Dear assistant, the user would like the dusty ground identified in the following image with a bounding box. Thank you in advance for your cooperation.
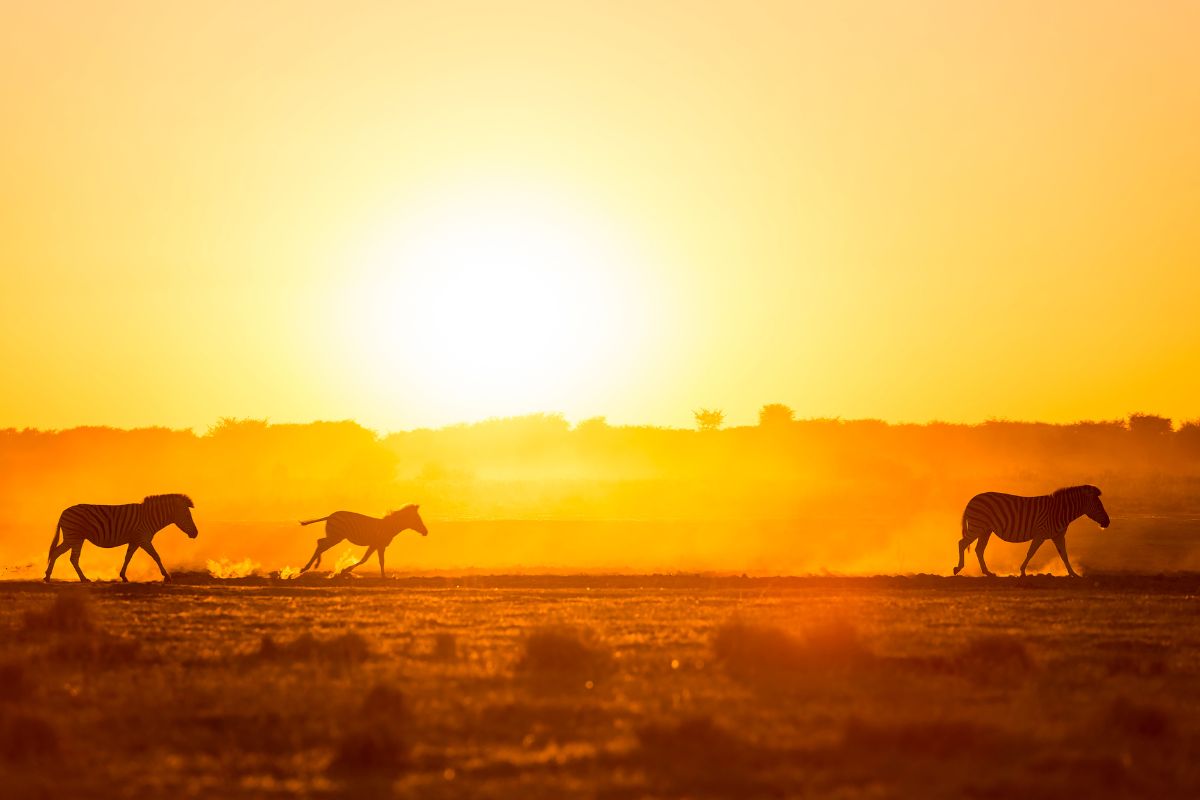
[1,574,1199,798]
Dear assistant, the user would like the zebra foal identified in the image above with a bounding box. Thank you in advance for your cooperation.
[955,485,1109,577]
[46,494,199,583]
[299,505,427,578]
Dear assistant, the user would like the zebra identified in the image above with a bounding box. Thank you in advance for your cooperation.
[954,485,1109,577]
[45,494,198,583]
[299,505,427,578]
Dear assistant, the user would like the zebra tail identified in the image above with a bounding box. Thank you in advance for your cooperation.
[299,516,330,526]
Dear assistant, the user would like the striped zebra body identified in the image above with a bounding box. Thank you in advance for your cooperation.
[300,505,427,578]
[954,485,1109,577]
[46,494,198,583]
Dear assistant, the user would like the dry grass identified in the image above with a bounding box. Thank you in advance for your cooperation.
[1,576,1199,797]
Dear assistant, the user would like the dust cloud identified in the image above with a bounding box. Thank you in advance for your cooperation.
[4,413,1200,577]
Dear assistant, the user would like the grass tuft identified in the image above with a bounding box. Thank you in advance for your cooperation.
[256,632,370,664]
[713,618,867,676]
[49,632,141,666]
[0,713,60,762]
[431,632,457,661]
[22,592,93,635]
[841,718,998,758]
[517,626,612,679]
[1106,697,1173,740]
[956,635,1033,672]
[635,716,770,793]
[0,663,31,704]
[330,684,410,777]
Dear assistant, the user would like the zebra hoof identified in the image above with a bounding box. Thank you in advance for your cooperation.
[952,566,963,576]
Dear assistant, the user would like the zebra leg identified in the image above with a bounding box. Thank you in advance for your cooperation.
[953,533,977,575]
[1052,535,1079,577]
[1019,538,1044,576]
[302,538,335,572]
[142,541,171,582]
[975,533,995,577]
[377,546,386,579]
[119,543,139,582]
[68,544,89,582]
[45,542,72,582]
[342,547,375,574]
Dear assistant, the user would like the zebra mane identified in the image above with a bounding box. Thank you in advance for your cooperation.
[1052,485,1099,499]
[144,493,194,508]
[386,504,419,517]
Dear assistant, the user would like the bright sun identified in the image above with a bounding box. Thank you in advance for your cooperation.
[338,184,653,422]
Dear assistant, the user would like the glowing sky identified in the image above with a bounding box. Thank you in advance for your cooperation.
[2,1,1198,430]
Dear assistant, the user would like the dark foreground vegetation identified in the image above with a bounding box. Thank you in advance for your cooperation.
[2,575,1199,798]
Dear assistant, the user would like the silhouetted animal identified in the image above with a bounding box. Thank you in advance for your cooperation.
[299,505,427,578]
[46,494,198,583]
[955,485,1109,577]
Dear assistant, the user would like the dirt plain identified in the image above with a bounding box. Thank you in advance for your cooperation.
[2,573,1199,799]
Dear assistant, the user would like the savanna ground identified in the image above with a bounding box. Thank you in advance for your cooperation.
[2,573,1199,799]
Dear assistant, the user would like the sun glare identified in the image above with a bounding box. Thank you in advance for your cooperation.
[337,185,653,422]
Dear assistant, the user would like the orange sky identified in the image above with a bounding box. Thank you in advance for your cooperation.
[2,1,1198,431]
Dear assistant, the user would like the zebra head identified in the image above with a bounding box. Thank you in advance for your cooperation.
[146,494,199,538]
[389,504,427,537]
[1080,485,1110,529]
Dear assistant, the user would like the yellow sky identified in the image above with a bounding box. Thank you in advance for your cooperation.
[2,1,1198,431]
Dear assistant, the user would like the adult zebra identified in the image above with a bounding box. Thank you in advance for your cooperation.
[955,485,1109,577]
[45,494,198,583]
[299,505,427,578]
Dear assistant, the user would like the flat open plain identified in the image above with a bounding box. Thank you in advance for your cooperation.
[2,574,1199,798]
